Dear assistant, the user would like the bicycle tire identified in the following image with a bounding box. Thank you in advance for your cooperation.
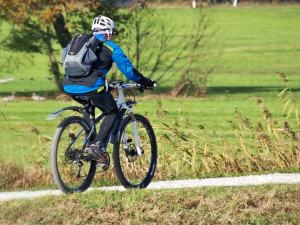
[113,114,157,189]
[51,116,96,193]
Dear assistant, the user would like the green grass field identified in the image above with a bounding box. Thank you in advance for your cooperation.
[0,5,299,187]
[1,6,300,96]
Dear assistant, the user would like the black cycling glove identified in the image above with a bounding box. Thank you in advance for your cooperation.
[133,68,156,87]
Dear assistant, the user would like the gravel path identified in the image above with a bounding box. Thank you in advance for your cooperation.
[1,173,300,202]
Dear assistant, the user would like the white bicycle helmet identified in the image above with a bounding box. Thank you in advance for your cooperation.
[92,15,118,36]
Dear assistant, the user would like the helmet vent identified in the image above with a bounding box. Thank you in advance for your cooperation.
[91,15,117,35]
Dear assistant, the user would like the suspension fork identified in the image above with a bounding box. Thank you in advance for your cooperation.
[128,107,143,156]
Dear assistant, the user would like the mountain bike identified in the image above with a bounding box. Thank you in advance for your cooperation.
[47,82,157,193]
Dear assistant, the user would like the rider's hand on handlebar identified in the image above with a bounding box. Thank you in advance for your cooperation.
[146,79,156,89]
[138,79,156,93]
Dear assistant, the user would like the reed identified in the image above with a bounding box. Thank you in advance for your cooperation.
[154,73,299,178]
[0,157,53,191]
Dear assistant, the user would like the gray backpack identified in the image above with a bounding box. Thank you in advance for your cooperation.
[62,34,99,77]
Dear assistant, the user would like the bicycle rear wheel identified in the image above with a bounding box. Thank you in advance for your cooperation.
[113,114,157,189]
[51,116,96,193]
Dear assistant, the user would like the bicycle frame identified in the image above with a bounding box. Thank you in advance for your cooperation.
[112,82,143,156]
[98,82,142,156]
[48,82,144,156]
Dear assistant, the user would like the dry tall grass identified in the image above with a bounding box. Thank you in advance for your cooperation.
[0,104,55,190]
[155,73,299,178]
[1,184,299,224]
[0,158,53,191]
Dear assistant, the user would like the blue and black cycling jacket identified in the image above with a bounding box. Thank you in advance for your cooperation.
[63,34,145,94]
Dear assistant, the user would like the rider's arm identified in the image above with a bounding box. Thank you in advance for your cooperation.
[107,41,149,84]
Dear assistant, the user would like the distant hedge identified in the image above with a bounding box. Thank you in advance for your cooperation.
[145,0,300,3]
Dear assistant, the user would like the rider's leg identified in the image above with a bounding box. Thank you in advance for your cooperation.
[88,91,118,148]
[68,90,117,158]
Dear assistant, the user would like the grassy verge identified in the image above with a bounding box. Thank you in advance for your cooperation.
[1,184,299,224]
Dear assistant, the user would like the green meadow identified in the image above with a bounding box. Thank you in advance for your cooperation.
[0,5,299,183]
[1,6,300,96]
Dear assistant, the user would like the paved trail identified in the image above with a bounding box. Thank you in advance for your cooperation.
[1,173,300,202]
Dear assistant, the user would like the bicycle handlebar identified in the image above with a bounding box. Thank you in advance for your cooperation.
[109,81,156,89]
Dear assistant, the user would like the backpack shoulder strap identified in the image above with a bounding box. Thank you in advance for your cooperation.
[98,38,107,43]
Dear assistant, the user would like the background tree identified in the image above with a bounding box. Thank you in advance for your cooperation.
[116,6,190,90]
[172,9,218,97]
[0,0,122,92]
[117,5,218,96]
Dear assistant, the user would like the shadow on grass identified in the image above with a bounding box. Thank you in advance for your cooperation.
[0,86,175,98]
[207,86,300,95]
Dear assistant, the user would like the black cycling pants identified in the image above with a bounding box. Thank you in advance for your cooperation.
[69,90,118,145]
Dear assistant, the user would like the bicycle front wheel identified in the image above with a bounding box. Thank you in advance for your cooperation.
[113,114,157,189]
[51,116,96,193]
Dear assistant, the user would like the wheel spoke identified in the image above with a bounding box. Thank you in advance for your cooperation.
[114,115,157,188]
[51,117,96,193]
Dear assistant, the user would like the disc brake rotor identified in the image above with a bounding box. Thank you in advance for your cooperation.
[126,143,138,162]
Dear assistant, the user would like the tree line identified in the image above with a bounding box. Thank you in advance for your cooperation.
[146,0,300,3]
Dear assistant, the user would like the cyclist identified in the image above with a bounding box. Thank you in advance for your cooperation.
[62,15,155,160]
